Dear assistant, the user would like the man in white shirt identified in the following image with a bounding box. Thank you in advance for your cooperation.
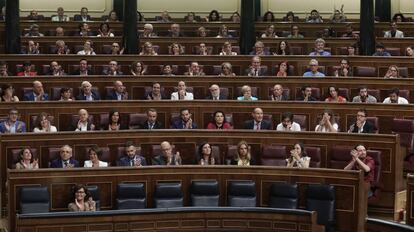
[171,81,194,100]
[276,112,301,131]
[383,88,409,104]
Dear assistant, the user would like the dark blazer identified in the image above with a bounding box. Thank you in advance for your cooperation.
[152,155,180,165]
[350,121,375,133]
[75,90,101,101]
[205,95,227,100]
[50,158,79,168]
[100,123,128,130]
[69,121,95,131]
[23,92,49,101]
[117,155,147,166]
[171,120,198,129]
[0,120,26,133]
[245,67,268,76]
[268,94,289,101]
[230,157,256,165]
[74,15,92,21]
[296,95,318,101]
[102,70,124,76]
[105,90,128,100]
[244,120,272,130]
[144,91,168,100]
[139,120,164,129]
[71,69,94,76]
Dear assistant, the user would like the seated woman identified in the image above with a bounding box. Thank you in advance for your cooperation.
[15,147,39,170]
[261,25,278,38]
[283,11,297,22]
[59,87,74,101]
[102,109,127,130]
[130,61,147,76]
[384,65,401,78]
[106,10,119,22]
[169,42,185,55]
[275,61,289,77]
[185,12,198,23]
[33,112,58,133]
[405,46,414,57]
[330,7,347,23]
[325,86,347,103]
[230,141,255,166]
[197,142,215,165]
[207,10,221,22]
[197,26,208,37]
[218,62,236,77]
[1,84,19,102]
[230,12,240,23]
[219,41,237,56]
[139,42,158,56]
[315,110,338,132]
[274,41,290,56]
[286,143,310,168]
[55,40,70,55]
[77,40,96,55]
[97,22,114,37]
[84,146,108,167]
[68,184,96,211]
[237,85,258,101]
[72,109,95,131]
[206,111,233,129]
[263,11,275,22]
[216,25,232,38]
[162,64,175,76]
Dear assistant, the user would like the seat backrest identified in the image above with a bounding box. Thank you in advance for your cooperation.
[116,183,146,209]
[20,186,50,214]
[385,47,401,56]
[306,184,336,228]
[367,89,380,102]
[227,181,256,207]
[86,185,100,210]
[366,117,379,134]
[190,180,219,206]
[392,118,414,148]
[399,89,410,100]
[293,114,307,131]
[290,46,303,55]
[260,145,287,166]
[305,147,321,168]
[128,113,147,129]
[354,66,377,77]
[268,182,298,209]
[154,182,183,208]
[329,146,353,169]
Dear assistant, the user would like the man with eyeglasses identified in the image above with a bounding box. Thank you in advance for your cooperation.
[352,87,377,103]
[50,145,79,168]
[335,59,353,77]
[206,84,226,100]
[303,59,325,77]
[110,43,123,55]
[348,109,375,133]
[0,108,26,133]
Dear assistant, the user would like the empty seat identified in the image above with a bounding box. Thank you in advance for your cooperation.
[154,182,183,208]
[366,117,379,134]
[385,47,401,56]
[306,184,336,231]
[116,183,146,209]
[305,147,321,168]
[128,113,147,129]
[354,66,377,77]
[392,118,414,149]
[20,186,50,214]
[268,182,298,209]
[293,114,307,131]
[260,145,287,166]
[227,181,256,207]
[86,185,100,210]
[329,146,353,169]
[190,180,219,206]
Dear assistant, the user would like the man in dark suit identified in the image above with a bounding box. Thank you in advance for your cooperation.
[244,107,272,130]
[117,141,147,166]
[76,81,101,101]
[348,109,375,133]
[106,81,128,100]
[152,141,181,165]
[50,145,79,168]
[296,85,317,102]
[171,108,198,129]
[71,59,94,76]
[167,23,185,37]
[205,84,227,100]
[245,56,268,76]
[140,108,164,129]
[102,60,124,76]
[269,84,289,101]
[74,7,91,21]
[23,80,49,101]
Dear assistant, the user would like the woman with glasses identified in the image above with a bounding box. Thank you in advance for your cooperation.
[68,184,96,211]
[384,65,401,78]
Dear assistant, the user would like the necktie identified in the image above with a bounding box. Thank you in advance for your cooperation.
[149,123,154,129]
[64,161,68,167]
[130,159,134,166]
[255,69,258,76]
[256,122,260,130]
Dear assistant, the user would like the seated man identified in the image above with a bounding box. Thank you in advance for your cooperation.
[0,108,26,133]
[171,108,198,129]
[184,62,205,76]
[344,145,375,197]
[372,43,391,56]
[276,112,301,132]
[47,61,65,76]
[23,80,49,101]
[50,145,79,168]
[23,40,40,55]
[249,41,270,56]
[244,108,272,130]
[118,141,147,166]
[245,56,267,76]
[309,38,331,56]
[76,81,101,101]
[382,88,409,104]
[106,81,128,100]
[24,24,44,37]
[334,59,353,77]
[206,84,226,100]
[237,85,258,101]
[144,82,168,100]
[51,7,69,22]
[168,23,184,37]
[303,59,325,77]
[0,61,12,76]
[71,59,94,76]
[171,81,194,100]
[269,84,289,101]
[140,23,157,38]
[384,22,404,38]
[140,108,164,129]
[352,87,377,103]
[70,109,95,131]
[296,85,317,101]
[74,7,91,21]
[348,109,375,133]
[152,141,182,165]
[341,24,359,38]
[103,60,123,76]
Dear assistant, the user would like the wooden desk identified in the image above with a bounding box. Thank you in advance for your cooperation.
[407,174,414,226]
[7,166,365,232]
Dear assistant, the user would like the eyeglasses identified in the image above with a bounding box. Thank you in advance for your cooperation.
[357,114,366,117]
[76,191,85,194]
[390,69,398,72]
